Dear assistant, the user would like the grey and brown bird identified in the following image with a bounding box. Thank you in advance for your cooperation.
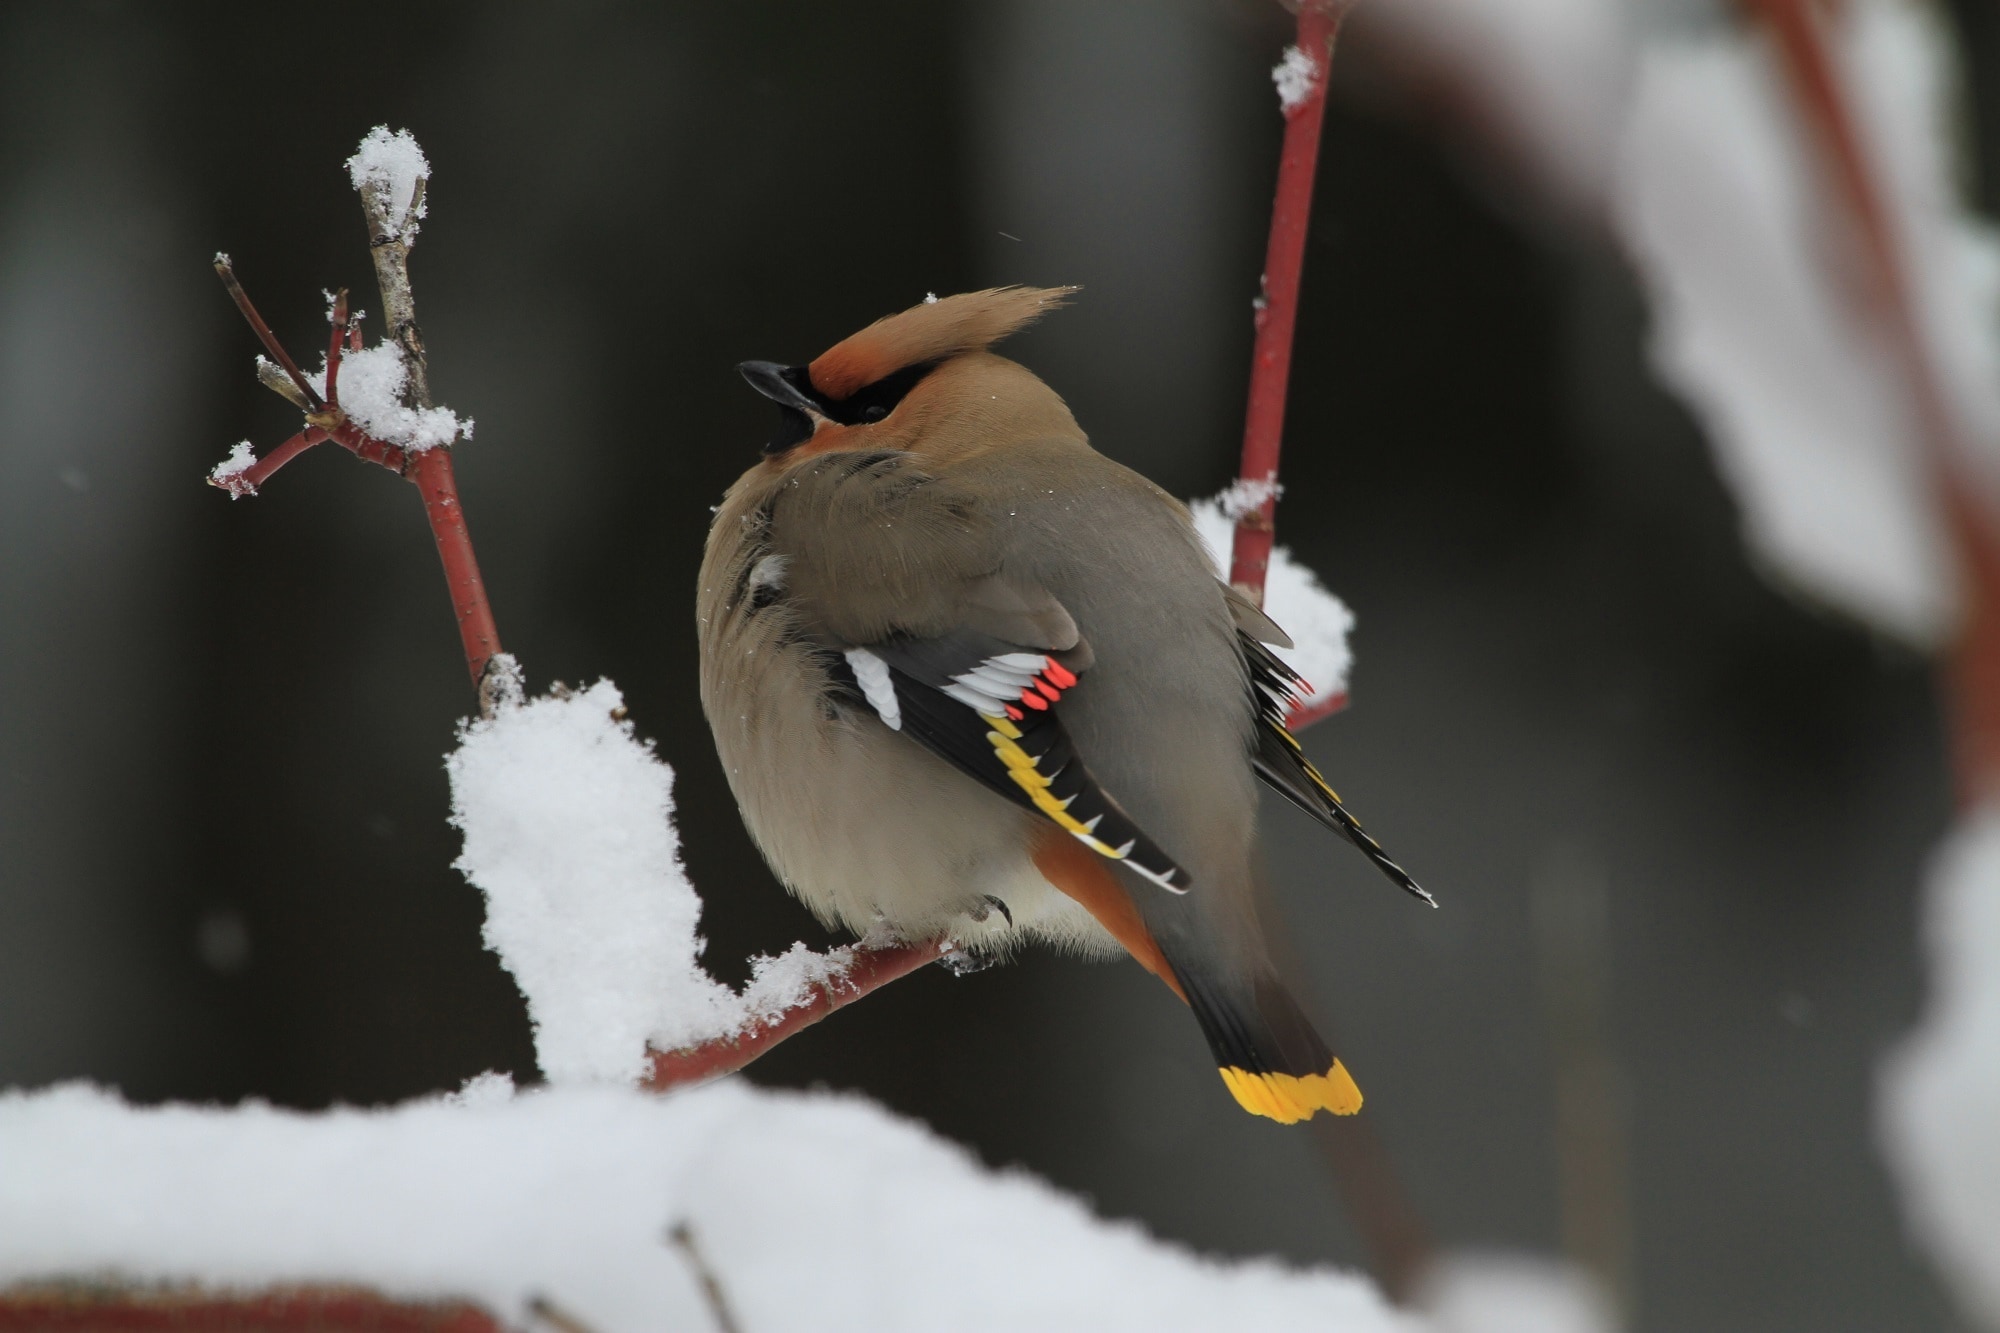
[697,287,1429,1123]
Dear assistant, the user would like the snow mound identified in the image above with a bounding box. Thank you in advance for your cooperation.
[0,1079,1416,1333]
[448,681,735,1082]
[446,680,876,1085]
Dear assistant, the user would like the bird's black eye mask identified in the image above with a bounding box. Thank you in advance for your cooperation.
[737,359,938,456]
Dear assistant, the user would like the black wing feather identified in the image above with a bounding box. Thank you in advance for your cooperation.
[1240,633,1434,907]
[849,631,1190,893]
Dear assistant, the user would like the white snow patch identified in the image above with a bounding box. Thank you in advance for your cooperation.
[208,441,257,499]
[1216,474,1285,522]
[302,341,469,452]
[0,1080,1417,1333]
[1417,1253,1615,1333]
[347,126,429,242]
[1273,44,1320,114]
[446,681,870,1084]
[447,681,734,1082]
[1881,805,2000,1330]
[736,941,863,1028]
[1191,495,1354,711]
[1615,35,1947,641]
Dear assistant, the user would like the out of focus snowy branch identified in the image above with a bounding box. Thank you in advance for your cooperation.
[1344,1,2000,1324]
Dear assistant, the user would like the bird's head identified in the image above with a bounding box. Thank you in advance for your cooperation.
[738,286,1079,462]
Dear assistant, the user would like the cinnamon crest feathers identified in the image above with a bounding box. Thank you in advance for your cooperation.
[697,287,1428,1124]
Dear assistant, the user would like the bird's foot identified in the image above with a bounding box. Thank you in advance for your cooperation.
[967,894,1014,927]
[937,946,996,976]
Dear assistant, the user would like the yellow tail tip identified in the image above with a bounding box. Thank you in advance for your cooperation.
[1219,1060,1363,1123]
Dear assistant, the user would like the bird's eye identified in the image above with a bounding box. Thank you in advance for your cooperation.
[824,360,937,426]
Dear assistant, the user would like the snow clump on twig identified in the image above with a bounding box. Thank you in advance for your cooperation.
[1273,44,1320,114]
[347,126,429,243]
[445,680,871,1084]
[208,441,258,498]
[1215,475,1285,521]
[303,343,469,452]
[447,681,736,1082]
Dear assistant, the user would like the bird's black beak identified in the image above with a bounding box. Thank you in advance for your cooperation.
[738,361,825,456]
[737,361,823,416]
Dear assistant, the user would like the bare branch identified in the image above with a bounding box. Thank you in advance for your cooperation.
[667,1223,744,1333]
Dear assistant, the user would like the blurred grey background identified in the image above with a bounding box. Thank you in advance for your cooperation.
[2,3,1993,1330]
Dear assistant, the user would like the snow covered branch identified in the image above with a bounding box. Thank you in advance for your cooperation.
[209,128,500,700]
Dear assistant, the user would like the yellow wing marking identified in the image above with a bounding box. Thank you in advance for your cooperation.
[984,718,1124,859]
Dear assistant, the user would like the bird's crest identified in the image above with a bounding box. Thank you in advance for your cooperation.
[808,286,1076,400]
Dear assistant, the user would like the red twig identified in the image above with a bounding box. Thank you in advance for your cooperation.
[212,254,493,691]
[0,1286,502,1332]
[643,938,950,1090]
[1229,1,1347,608]
[213,255,322,410]
[408,446,503,689]
[1745,0,2000,800]
[226,426,328,493]
[325,288,349,405]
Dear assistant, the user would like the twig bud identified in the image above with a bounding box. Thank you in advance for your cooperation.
[256,356,311,410]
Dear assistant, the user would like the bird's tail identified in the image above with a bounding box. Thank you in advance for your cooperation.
[1173,964,1362,1123]
[1030,831,1358,1123]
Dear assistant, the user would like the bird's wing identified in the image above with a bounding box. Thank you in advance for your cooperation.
[763,447,1184,892]
[837,630,1188,895]
[1236,630,1434,907]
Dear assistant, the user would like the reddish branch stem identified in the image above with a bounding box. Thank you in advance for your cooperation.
[213,256,322,409]
[213,256,497,692]
[1229,2,1346,607]
[1747,0,2000,800]
[0,1287,502,1332]
[409,446,504,689]
[644,938,950,1089]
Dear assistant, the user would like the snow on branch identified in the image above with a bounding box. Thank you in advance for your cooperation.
[348,126,429,244]
[448,680,731,1083]
[446,677,936,1087]
[1193,493,1355,725]
[299,341,469,453]
[0,1079,1417,1333]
